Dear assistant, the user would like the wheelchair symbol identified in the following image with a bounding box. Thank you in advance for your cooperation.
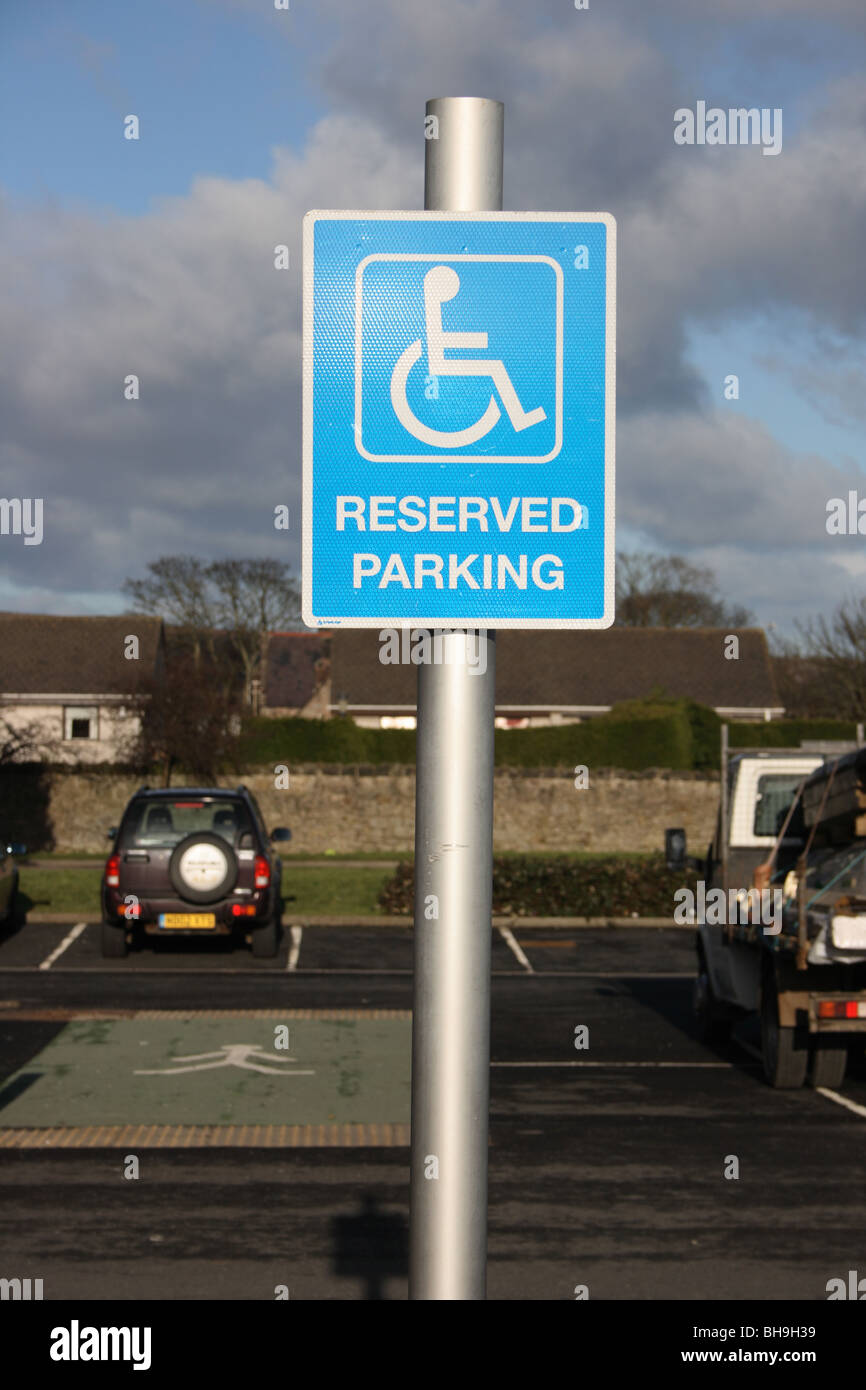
[390,265,547,449]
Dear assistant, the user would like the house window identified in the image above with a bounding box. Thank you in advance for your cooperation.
[64,706,98,741]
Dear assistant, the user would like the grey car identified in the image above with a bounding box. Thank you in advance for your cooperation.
[0,840,26,925]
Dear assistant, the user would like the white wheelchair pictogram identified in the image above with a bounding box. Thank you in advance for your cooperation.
[389,265,547,448]
[134,1043,315,1077]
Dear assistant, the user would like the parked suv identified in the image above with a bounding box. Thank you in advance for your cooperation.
[101,786,291,959]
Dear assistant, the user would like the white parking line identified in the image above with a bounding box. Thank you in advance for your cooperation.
[0,966,699,978]
[490,1060,745,1068]
[38,922,87,971]
[498,926,534,973]
[815,1087,866,1119]
[286,925,303,972]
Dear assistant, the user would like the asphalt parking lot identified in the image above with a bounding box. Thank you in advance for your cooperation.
[1,918,866,1301]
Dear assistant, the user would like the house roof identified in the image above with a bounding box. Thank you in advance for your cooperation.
[264,632,330,709]
[329,628,782,713]
[0,613,164,696]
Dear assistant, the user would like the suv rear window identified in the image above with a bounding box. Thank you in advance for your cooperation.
[120,798,254,849]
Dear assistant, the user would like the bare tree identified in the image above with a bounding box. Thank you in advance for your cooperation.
[0,714,59,766]
[122,557,218,666]
[796,595,866,720]
[123,556,301,702]
[123,653,243,786]
[615,552,752,628]
[208,559,301,702]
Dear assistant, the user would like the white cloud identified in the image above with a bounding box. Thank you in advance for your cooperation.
[2,0,866,634]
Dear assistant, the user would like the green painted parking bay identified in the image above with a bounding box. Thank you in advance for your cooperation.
[0,1016,411,1128]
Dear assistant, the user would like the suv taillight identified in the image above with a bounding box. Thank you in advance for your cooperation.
[105,854,120,887]
[254,855,270,889]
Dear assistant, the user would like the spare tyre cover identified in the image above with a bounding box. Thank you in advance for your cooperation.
[168,832,239,905]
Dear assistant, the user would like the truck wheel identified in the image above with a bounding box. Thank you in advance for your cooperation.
[693,967,730,1045]
[760,976,807,1088]
[101,919,128,959]
[810,1042,847,1090]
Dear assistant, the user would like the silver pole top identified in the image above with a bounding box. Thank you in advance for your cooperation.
[424,97,504,212]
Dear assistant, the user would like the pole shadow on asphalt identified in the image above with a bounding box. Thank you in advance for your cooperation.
[331,1193,408,1300]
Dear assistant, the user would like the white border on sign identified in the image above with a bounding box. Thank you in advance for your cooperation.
[301,210,616,630]
[354,254,563,463]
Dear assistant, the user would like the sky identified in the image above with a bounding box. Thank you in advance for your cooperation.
[2,0,866,636]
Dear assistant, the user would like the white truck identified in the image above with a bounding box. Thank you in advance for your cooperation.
[668,727,866,1089]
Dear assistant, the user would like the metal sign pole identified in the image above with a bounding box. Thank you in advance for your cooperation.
[408,96,502,1301]
[720,722,729,898]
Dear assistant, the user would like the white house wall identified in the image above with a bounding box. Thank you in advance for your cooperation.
[0,700,143,764]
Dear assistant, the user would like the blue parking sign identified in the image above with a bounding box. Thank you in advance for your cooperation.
[302,211,615,628]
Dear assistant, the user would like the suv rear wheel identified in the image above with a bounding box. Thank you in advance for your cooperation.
[252,902,280,959]
[101,919,128,959]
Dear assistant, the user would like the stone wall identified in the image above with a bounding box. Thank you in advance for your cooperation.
[6,766,719,855]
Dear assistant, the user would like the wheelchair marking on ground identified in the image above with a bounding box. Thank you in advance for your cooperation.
[0,1014,412,1133]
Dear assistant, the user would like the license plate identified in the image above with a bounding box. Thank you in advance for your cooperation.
[159,913,216,929]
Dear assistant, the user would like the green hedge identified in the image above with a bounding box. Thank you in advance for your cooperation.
[236,717,416,766]
[377,853,698,917]
[494,701,697,769]
[686,701,724,770]
[728,719,857,749]
[237,707,857,773]
[240,699,708,771]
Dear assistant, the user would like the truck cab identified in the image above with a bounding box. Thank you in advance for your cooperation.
[699,750,824,1030]
[670,730,866,1089]
[710,751,825,893]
